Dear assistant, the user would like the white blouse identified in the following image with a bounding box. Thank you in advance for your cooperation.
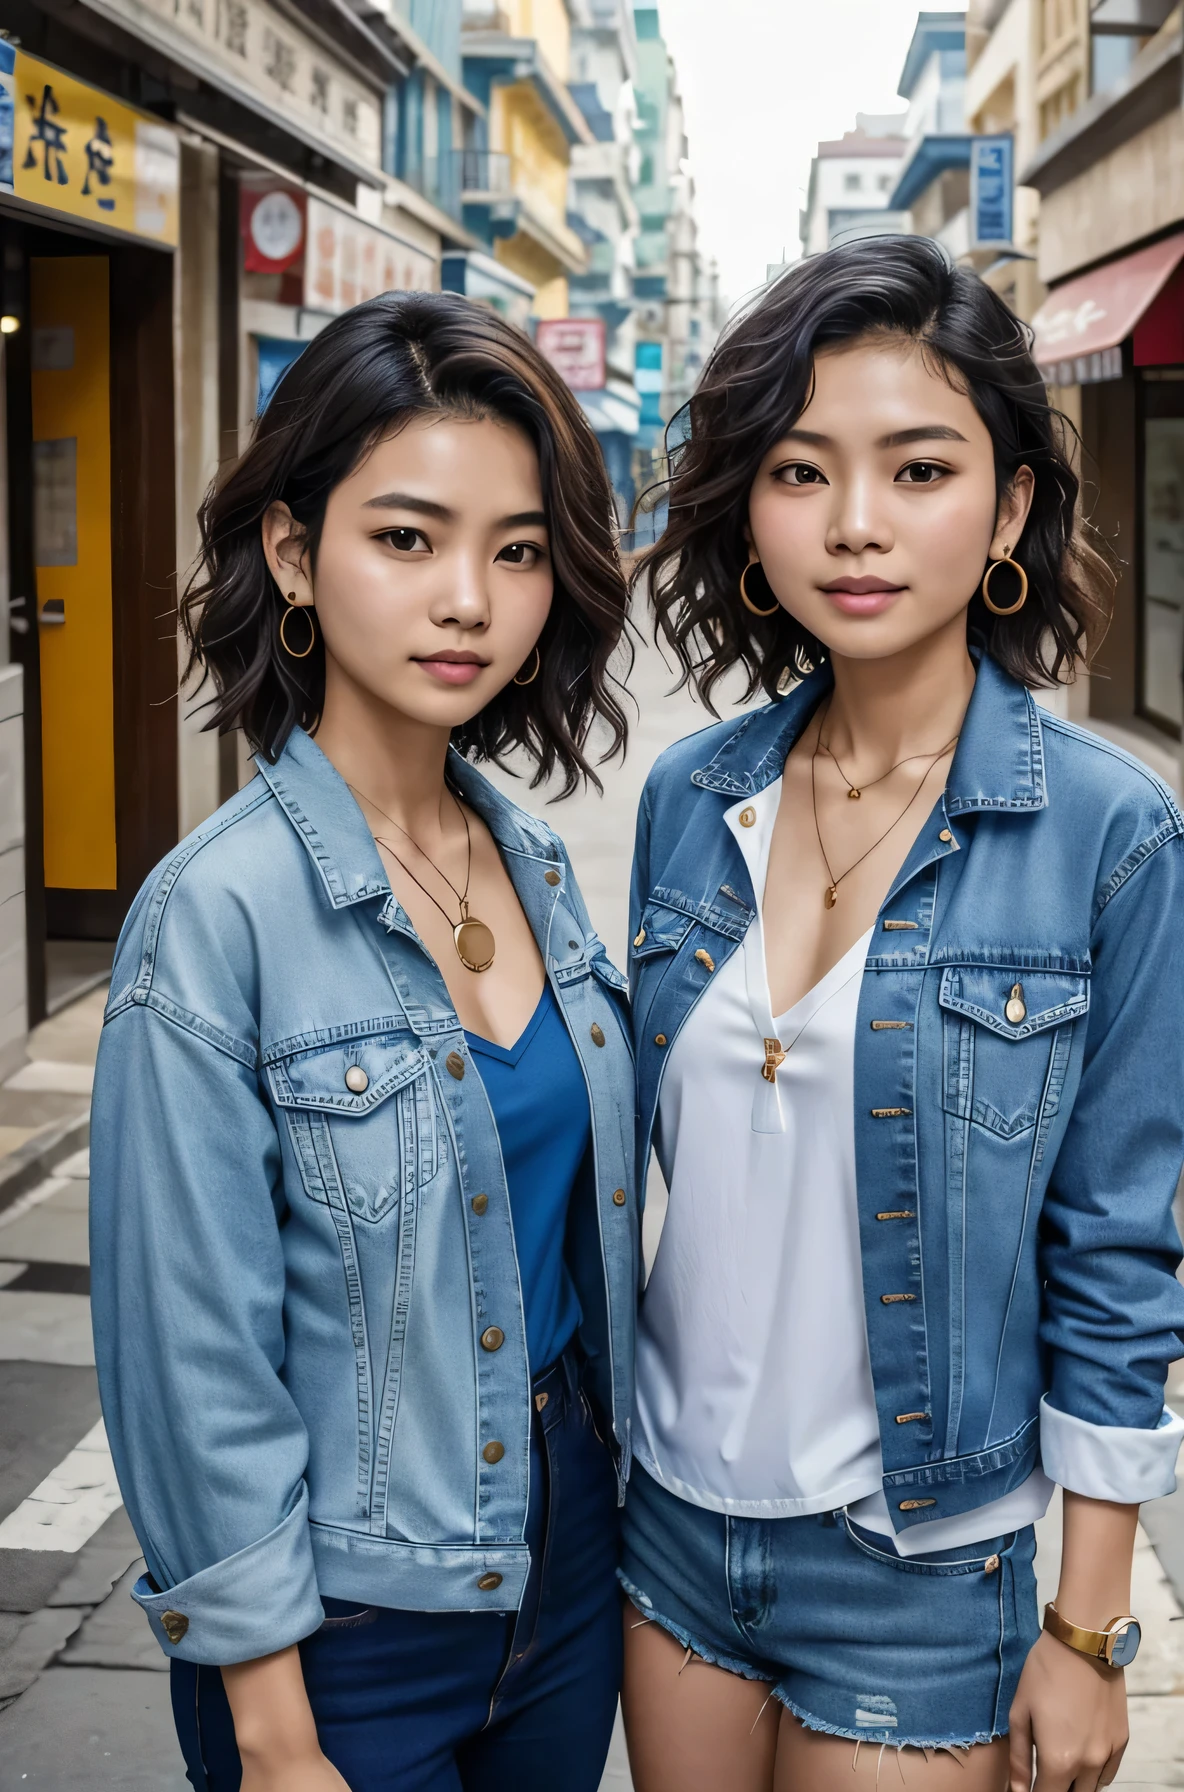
[632,777,1056,1554]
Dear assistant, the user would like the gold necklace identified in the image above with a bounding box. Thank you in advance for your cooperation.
[810,732,957,910]
[819,729,960,801]
[350,784,496,974]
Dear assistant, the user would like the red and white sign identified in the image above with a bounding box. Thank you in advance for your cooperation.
[303,196,435,316]
[241,184,306,274]
[536,317,607,392]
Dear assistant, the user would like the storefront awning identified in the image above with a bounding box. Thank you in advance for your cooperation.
[1031,232,1184,385]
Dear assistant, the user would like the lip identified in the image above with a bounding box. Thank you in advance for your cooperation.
[413,651,489,687]
[820,575,906,617]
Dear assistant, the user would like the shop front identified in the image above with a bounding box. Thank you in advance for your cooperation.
[1032,232,1184,759]
[0,45,180,1026]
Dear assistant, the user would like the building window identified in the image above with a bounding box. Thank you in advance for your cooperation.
[1141,375,1184,735]
[843,171,862,192]
[878,172,894,191]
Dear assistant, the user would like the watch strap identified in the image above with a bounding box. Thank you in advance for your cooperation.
[1043,1602,1135,1665]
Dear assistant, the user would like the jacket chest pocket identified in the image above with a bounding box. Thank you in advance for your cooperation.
[628,901,694,1032]
[938,967,1089,1140]
[265,1030,445,1223]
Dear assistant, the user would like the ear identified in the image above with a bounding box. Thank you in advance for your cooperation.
[989,466,1035,561]
[262,502,314,607]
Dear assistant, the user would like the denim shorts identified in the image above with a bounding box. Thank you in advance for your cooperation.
[620,1463,1040,1750]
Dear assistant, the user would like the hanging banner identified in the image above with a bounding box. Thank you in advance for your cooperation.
[970,134,1013,249]
[0,49,178,246]
[303,196,434,316]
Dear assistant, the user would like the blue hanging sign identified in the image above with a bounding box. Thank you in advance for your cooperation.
[971,135,1013,247]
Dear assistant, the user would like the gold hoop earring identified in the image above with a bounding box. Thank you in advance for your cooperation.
[513,645,541,686]
[739,560,779,618]
[279,593,316,659]
[981,548,1028,617]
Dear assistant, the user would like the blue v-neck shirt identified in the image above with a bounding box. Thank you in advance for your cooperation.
[466,982,589,1374]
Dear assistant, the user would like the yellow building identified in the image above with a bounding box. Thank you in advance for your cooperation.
[462,1,591,319]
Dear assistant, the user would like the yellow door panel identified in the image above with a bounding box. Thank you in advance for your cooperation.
[31,256,116,890]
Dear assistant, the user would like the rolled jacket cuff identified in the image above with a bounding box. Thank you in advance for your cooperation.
[132,1487,325,1665]
[1040,1394,1184,1503]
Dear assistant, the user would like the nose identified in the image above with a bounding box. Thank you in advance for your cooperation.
[825,468,894,559]
[432,547,490,631]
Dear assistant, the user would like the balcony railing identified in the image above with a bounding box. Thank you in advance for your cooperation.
[456,150,513,196]
[462,3,513,32]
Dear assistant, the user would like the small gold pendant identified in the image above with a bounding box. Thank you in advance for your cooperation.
[762,1038,786,1083]
[847,787,861,800]
[454,914,496,973]
[825,885,838,909]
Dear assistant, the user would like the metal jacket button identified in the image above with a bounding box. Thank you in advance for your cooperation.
[895,1411,928,1424]
[1005,983,1026,1024]
[939,828,953,843]
[480,1326,505,1352]
[880,1292,916,1304]
[633,928,646,947]
[476,1572,503,1591]
[344,1066,369,1093]
[654,1034,667,1047]
[590,1023,605,1047]
[739,806,756,827]
[471,1194,488,1215]
[984,1554,1001,1574]
[161,1610,189,1644]
[544,870,561,886]
[899,1498,936,1510]
[695,949,715,972]
[612,1188,627,1206]
[446,1051,465,1080]
[482,1441,505,1464]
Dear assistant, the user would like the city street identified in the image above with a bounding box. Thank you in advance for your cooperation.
[2,626,1184,1784]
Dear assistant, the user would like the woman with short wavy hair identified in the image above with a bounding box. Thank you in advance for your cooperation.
[620,236,1184,1792]
[89,291,638,1792]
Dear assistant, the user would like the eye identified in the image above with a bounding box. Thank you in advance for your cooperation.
[496,541,545,568]
[896,461,949,485]
[775,462,828,486]
[380,526,430,553]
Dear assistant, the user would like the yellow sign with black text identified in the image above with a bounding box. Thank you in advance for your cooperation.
[10,52,178,247]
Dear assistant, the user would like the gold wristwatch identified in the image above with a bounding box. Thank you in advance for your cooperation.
[1043,1602,1141,1667]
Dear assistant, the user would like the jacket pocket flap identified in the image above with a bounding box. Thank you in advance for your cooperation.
[266,1034,426,1113]
[590,953,629,993]
[631,901,693,959]
[938,967,1089,1040]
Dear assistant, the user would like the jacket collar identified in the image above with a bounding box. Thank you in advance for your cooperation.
[692,652,1047,815]
[255,727,559,912]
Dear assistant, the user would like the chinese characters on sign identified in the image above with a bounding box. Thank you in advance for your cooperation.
[136,0,381,171]
[303,197,434,315]
[0,51,179,245]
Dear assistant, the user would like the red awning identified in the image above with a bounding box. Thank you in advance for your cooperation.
[1031,232,1184,384]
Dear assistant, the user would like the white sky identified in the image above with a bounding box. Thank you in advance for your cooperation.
[655,0,969,306]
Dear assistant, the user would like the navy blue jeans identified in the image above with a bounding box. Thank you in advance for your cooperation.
[172,1352,622,1791]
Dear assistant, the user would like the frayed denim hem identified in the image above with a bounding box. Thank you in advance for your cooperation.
[617,1569,769,1687]
[773,1690,1002,1752]
[619,1570,1004,1753]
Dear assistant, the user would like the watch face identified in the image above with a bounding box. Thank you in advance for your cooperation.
[1109,1621,1141,1668]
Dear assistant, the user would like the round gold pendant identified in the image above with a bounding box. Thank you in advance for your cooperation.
[454,916,496,973]
[847,787,861,800]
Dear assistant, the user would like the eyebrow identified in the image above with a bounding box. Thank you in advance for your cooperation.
[780,425,968,450]
[361,492,547,529]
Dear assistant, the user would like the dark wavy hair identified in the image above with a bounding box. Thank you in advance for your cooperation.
[636,235,1113,708]
[182,291,629,795]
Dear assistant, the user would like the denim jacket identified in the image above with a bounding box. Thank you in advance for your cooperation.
[629,655,1184,1537]
[90,730,638,1666]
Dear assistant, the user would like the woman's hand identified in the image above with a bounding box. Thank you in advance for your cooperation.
[239,1751,351,1792]
[223,1643,350,1792]
[1009,1629,1128,1792]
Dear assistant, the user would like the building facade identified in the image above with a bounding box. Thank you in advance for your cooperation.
[799,115,909,257]
[887,12,972,254]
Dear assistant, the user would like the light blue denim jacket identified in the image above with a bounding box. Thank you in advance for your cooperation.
[90,729,638,1666]
[630,655,1184,1538]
